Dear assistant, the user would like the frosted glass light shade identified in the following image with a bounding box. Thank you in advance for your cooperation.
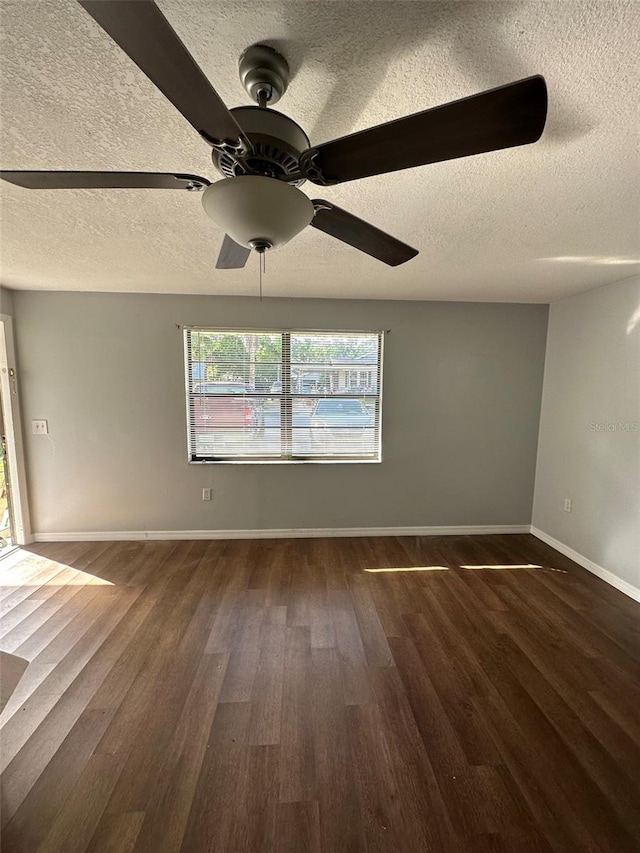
[202,176,314,250]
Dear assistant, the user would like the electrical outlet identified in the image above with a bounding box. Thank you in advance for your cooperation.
[563,498,572,513]
[32,419,48,435]
[202,488,212,502]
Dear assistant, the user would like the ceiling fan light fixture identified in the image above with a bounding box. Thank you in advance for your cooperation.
[201,176,314,251]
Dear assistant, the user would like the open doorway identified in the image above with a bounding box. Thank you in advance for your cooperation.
[1,394,15,549]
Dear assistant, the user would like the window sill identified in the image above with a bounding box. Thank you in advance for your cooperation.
[188,457,382,465]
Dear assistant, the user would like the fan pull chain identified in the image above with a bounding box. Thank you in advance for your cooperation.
[258,250,266,301]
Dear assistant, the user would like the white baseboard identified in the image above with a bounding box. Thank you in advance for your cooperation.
[32,524,530,543]
[531,526,640,604]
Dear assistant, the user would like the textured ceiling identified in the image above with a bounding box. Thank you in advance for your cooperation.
[0,0,639,302]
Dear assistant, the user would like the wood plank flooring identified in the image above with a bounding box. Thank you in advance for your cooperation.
[1,534,639,852]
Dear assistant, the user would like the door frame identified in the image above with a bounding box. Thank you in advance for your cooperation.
[0,314,31,545]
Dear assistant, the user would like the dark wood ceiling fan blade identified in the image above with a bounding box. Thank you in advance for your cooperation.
[302,75,547,185]
[311,201,418,266]
[216,234,251,269]
[78,0,250,151]
[0,171,210,190]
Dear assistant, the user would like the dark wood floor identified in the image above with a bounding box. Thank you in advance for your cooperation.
[1,534,639,852]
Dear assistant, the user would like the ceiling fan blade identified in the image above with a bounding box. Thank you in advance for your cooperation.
[216,235,251,269]
[0,171,210,190]
[78,0,250,151]
[311,201,418,266]
[301,75,547,185]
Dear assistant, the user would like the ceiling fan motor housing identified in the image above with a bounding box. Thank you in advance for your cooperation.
[211,106,310,187]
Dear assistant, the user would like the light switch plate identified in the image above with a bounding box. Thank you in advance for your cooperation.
[32,419,48,435]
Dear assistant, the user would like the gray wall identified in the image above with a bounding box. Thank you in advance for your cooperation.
[533,276,640,590]
[13,291,548,535]
[0,287,14,316]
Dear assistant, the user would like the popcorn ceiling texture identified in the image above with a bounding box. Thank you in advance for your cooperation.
[0,0,638,301]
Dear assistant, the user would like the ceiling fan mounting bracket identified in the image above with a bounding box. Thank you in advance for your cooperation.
[200,131,253,158]
[173,174,209,191]
[299,149,335,186]
[239,44,290,106]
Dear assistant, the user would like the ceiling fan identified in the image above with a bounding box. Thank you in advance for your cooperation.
[0,0,548,269]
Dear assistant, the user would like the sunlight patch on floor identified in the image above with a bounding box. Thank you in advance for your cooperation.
[460,563,567,573]
[0,549,114,585]
[364,566,450,573]
[460,563,542,570]
[47,569,114,586]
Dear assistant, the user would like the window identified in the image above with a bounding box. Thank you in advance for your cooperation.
[185,328,383,462]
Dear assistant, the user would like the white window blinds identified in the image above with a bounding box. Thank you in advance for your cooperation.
[185,329,383,462]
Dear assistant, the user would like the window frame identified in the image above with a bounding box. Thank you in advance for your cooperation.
[184,327,384,464]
